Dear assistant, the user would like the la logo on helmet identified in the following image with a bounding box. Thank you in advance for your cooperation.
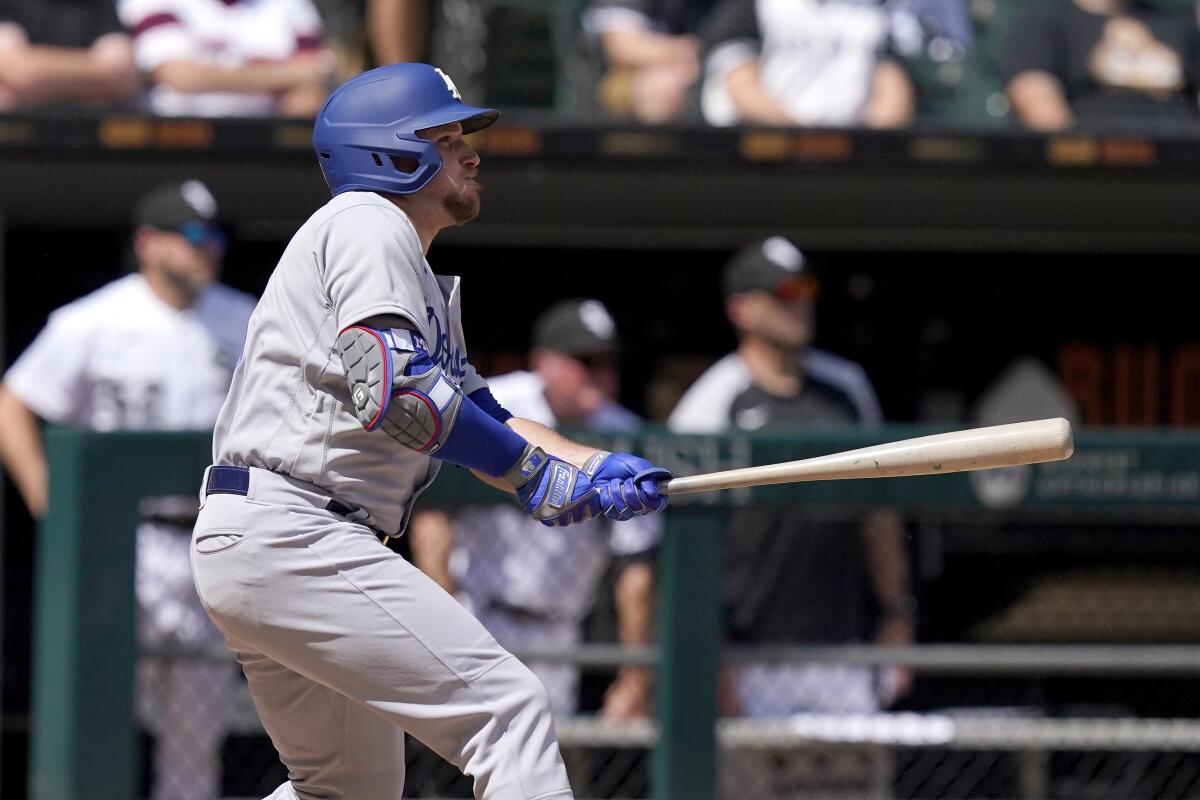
[435,68,462,100]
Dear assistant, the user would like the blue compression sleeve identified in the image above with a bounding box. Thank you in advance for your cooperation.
[436,394,527,476]
[392,345,526,475]
[468,386,514,424]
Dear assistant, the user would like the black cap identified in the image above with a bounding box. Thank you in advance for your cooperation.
[133,179,219,230]
[531,299,620,356]
[721,236,815,298]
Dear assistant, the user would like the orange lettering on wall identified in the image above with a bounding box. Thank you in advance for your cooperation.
[1113,345,1161,426]
[1169,345,1200,427]
[1058,342,1105,426]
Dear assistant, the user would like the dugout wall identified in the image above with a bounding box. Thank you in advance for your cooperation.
[29,425,1200,800]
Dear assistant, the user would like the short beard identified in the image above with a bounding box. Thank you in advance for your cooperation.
[443,183,480,224]
[161,263,206,306]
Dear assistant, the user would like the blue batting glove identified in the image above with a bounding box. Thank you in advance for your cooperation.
[507,444,603,527]
[584,451,671,521]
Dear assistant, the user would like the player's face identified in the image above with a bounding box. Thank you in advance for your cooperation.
[581,352,620,402]
[532,349,617,422]
[765,293,816,349]
[736,290,816,351]
[141,225,224,304]
[419,122,482,225]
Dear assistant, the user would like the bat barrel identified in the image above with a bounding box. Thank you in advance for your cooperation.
[659,417,1074,496]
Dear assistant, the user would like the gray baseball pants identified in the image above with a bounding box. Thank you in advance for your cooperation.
[191,467,574,800]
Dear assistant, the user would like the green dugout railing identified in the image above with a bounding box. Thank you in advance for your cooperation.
[30,424,1200,800]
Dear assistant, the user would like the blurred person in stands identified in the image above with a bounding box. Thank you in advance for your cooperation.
[408,299,660,720]
[366,0,429,65]
[1003,0,1200,131]
[0,181,256,800]
[667,237,914,717]
[286,0,428,84]
[117,0,336,116]
[583,0,721,123]
[0,0,139,110]
[698,0,920,127]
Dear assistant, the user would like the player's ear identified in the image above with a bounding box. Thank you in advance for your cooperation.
[725,294,750,331]
[529,347,550,374]
[132,226,160,266]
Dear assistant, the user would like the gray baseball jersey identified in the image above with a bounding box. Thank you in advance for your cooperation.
[213,191,489,535]
[194,191,575,800]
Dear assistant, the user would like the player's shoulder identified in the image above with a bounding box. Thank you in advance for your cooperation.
[590,400,643,433]
[483,370,543,407]
[802,347,873,394]
[666,353,752,432]
[802,347,882,424]
[199,282,257,319]
[306,191,422,253]
[312,191,411,233]
[42,275,147,333]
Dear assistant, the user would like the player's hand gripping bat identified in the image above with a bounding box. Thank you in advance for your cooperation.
[658,418,1073,496]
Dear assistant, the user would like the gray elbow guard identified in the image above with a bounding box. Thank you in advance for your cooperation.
[336,325,464,454]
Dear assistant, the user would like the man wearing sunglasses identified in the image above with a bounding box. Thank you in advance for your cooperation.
[0,179,255,800]
[667,236,914,796]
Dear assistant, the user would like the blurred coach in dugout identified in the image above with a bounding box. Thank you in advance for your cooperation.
[0,181,255,800]
[408,299,660,719]
[667,237,916,720]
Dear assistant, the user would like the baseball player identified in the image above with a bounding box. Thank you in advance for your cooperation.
[190,63,672,800]
[0,180,254,800]
[667,237,913,797]
[667,236,914,717]
[409,298,660,719]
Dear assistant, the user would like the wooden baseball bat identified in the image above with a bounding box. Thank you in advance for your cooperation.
[659,418,1073,496]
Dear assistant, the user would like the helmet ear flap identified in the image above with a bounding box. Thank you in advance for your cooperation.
[315,135,442,196]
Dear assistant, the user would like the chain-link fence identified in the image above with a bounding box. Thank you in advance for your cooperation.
[715,646,1200,800]
[132,499,1200,800]
[37,426,1200,800]
[133,641,1200,799]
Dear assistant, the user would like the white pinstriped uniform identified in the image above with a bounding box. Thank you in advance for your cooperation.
[449,370,661,715]
[4,272,255,800]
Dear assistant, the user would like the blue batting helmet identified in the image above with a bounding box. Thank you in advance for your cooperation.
[312,63,499,196]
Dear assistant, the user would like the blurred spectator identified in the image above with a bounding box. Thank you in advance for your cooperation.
[408,299,660,719]
[117,0,336,117]
[1003,0,1200,131]
[890,0,973,60]
[583,0,720,122]
[0,181,255,800]
[667,237,915,717]
[302,0,367,79]
[0,0,139,110]
[699,0,916,127]
[367,0,429,65]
